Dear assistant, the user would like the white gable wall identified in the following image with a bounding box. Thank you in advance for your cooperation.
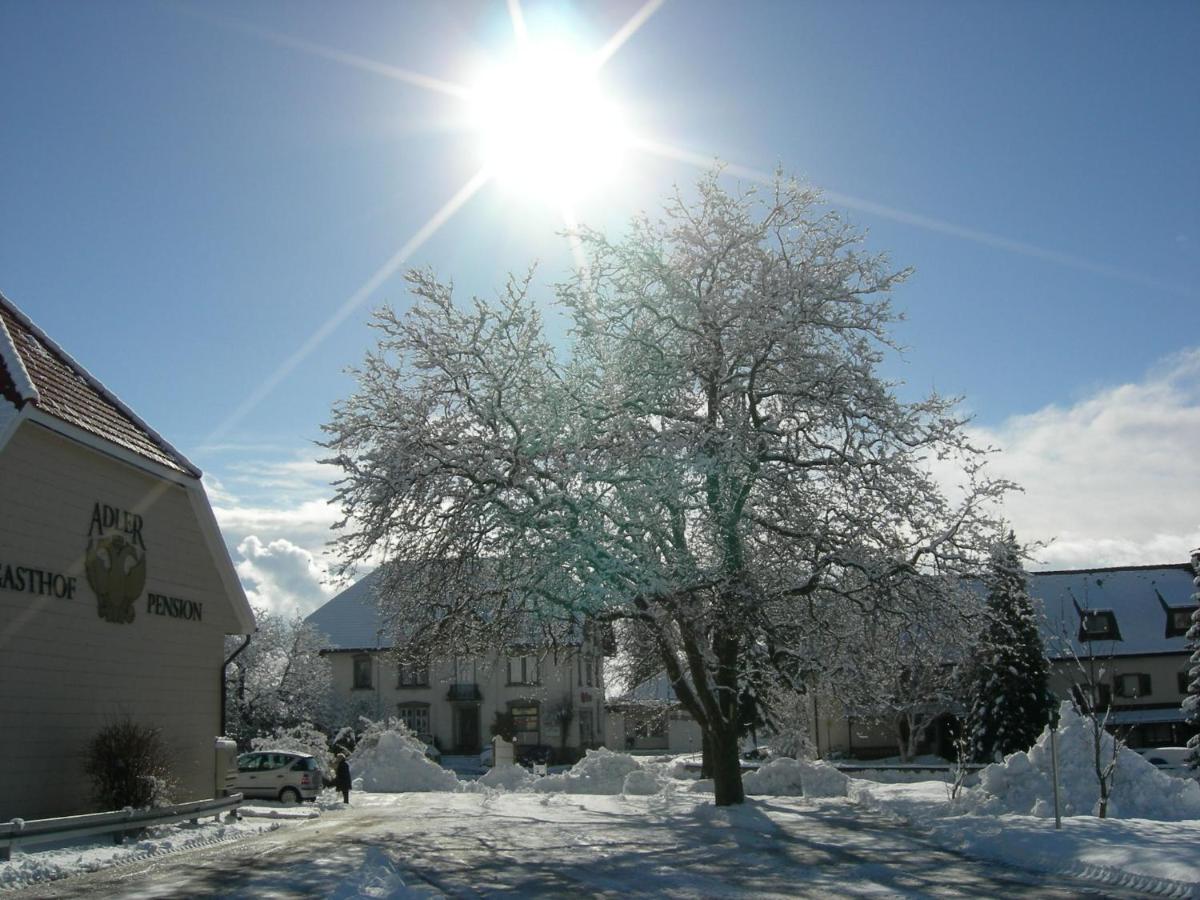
[0,422,249,819]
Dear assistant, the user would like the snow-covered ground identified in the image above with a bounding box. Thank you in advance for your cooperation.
[0,801,323,893]
[852,780,1197,896]
[4,717,1198,897]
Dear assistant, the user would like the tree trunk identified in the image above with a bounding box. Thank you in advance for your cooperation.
[709,724,745,806]
[896,717,911,763]
[700,731,713,779]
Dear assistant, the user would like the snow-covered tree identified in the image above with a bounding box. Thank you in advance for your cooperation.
[1185,547,1200,771]
[820,575,980,762]
[224,608,333,745]
[1055,602,1122,818]
[966,533,1053,762]
[323,170,1010,805]
[251,722,335,774]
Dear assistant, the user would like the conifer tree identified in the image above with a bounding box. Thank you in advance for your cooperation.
[968,533,1053,762]
[1185,548,1200,771]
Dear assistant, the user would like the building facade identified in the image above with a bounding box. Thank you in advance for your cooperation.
[1037,563,1196,749]
[0,293,254,819]
[609,563,1197,759]
[307,571,609,759]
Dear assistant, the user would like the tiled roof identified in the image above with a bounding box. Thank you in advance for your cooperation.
[0,292,198,476]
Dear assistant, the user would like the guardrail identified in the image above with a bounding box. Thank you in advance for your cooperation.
[0,793,243,862]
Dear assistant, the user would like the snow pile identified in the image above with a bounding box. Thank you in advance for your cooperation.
[964,702,1200,820]
[350,729,460,793]
[668,758,699,780]
[622,769,665,795]
[534,748,670,795]
[744,758,849,798]
[238,805,321,820]
[471,764,538,792]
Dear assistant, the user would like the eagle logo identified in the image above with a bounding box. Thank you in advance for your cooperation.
[85,535,146,624]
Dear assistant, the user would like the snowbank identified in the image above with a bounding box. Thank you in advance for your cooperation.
[350,730,460,793]
[533,748,668,795]
[470,764,538,792]
[963,702,1200,821]
[743,758,848,798]
[850,779,1199,895]
[0,818,285,892]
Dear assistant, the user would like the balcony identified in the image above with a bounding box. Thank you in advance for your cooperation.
[447,683,482,702]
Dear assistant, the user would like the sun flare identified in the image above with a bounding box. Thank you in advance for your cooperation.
[469,40,630,205]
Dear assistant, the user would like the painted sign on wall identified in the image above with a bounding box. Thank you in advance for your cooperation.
[86,502,147,624]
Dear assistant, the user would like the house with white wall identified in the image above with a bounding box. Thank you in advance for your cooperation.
[307,570,609,761]
[609,563,1197,758]
[0,292,254,819]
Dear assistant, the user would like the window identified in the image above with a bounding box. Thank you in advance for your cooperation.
[1166,607,1194,639]
[1140,723,1176,747]
[1071,682,1111,712]
[353,654,373,690]
[237,753,262,772]
[509,702,539,740]
[397,702,431,734]
[1078,610,1121,642]
[397,663,429,687]
[507,654,539,685]
[584,655,593,687]
[1114,673,1151,698]
[453,657,474,684]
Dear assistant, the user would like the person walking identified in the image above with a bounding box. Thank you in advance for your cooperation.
[334,752,352,805]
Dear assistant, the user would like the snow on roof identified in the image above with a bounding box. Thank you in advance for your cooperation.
[304,569,392,651]
[306,566,588,652]
[0,292,198,476]
[612,672,685,705]
[0,308,38,406]
[1030,564,1194,659]
[609,564,1195,705]
[1106,707,1186,726]
[309,563,1195,660]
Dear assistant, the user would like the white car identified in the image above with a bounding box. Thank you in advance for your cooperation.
[234,751,323,802]
[1137,747,1198,780]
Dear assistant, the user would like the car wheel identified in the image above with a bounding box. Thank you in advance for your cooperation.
[279,787,301,804]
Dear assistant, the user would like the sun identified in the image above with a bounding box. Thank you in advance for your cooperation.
[468,39,630,206]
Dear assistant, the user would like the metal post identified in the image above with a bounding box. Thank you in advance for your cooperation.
[1049,726,1062,830]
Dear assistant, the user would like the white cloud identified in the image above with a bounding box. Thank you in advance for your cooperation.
[235,535,338,617]
[203,452,350,617]
[974,348,1200,569]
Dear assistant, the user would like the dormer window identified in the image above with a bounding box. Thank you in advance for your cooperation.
[1078,609,1121,642]
[1166,606,1194,639]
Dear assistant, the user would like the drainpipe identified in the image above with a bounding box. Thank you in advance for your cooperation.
[221,634,252,736]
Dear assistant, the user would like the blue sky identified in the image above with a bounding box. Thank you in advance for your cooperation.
[3,0,1197,612]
